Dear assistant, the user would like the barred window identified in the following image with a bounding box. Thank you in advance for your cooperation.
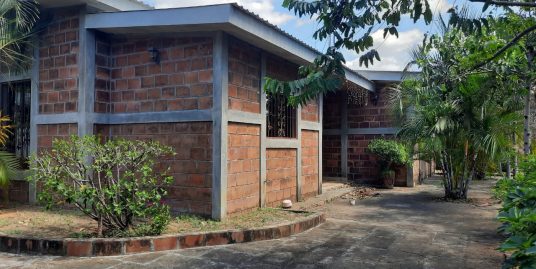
[266,94,296,138]
[0,80,31,161]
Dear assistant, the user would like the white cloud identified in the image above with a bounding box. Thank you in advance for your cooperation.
[346,28,425,71]
[429,0,452,14]
[154,0,294,26]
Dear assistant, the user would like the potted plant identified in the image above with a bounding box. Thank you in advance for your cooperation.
[367,139,410,188]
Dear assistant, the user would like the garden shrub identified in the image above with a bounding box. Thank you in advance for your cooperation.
[367,139,410,169]
[495,156,536,268]
[29,135,175,237]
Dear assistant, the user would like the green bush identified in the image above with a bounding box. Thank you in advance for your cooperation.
[29,135,175,237]
[367,139,410,170]
[495,156,536,268]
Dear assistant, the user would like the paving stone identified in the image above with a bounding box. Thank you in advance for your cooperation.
[0,178,503,269]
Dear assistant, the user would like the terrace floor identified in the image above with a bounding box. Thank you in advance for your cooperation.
[0,177,504,268]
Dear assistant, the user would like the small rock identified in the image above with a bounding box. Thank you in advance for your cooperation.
[282,200,293,209]
[350,200,356,206]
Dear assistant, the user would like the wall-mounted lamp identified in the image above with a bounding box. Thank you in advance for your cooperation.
[148,47,160,64]
[371,92,379,106]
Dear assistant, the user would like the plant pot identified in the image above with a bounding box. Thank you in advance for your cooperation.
[380,170,395,189]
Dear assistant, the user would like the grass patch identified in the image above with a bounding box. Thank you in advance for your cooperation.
[167,208,311,233]
[0,205,311,239]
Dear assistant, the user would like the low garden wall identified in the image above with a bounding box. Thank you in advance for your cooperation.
[0,212,325,257]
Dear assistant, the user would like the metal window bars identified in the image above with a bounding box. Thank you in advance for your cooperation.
[0,80,31,161]
[266,93,296,138]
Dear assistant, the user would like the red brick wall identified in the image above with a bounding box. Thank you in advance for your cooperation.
[95,122,213,216]
[37,124,78,150]
[228,38,261,113]
[322,135,341,177]
[0,180,29,203]
[266,54,299,81]
[227,123,261,215]
[106,36,213,113]
[95,33,112,113]
[266,149,297,207]
[301,100,319,122]
[347,88,395,129]
[38,8,79,114]
[323,91,342,129]
[301,131,319,198]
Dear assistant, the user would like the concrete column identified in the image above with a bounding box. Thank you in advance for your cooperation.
[28,41,40,204]
[296,103,303,201]
[77,9,96,137]
[259,52,267,207]
[341,93,349,179]
[318,94,323,194]
[211,32,229,220]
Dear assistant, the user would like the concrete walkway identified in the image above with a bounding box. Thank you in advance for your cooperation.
[0,178,504,268]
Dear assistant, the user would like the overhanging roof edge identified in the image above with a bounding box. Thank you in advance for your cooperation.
[84,4,374,90]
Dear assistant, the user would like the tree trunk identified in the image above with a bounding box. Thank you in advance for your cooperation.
[97,215,103,237]
[506,159,511,179]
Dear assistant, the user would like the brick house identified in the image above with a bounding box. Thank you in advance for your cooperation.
[0,0,432,220]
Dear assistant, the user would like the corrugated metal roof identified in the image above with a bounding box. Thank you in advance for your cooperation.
[230,3,371,84]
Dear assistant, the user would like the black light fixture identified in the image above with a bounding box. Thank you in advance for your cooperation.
[148,47,160,64]
[371,92,379,106]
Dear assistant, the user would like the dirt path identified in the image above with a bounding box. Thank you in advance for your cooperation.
[0,178,504,268]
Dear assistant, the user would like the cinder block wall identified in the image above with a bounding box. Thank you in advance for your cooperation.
[12,6,323,217]
[323,87,411,186]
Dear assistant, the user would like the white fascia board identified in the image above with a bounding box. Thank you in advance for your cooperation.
[92,0,152,11]
[357,70,420,82]
[85,4,374,90]
[85,5,231,29]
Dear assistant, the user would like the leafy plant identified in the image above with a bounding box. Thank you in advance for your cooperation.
[0,0,39,74]
[495,156,536,268]
[0,112,20,200]
[367,139,410,171]
[29,135,175,237]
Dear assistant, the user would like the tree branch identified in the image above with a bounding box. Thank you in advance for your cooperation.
[469,0,536,8]
[472,24,536,70]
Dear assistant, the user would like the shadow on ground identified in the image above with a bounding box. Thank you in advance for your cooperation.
[0,177,504,269]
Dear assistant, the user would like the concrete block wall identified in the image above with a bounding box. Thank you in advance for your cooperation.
[323,87,419,186]
[227,123,261,215]
[94,122,213,216]
[266,149,297,207]
[301,130,319,198]
[9,5,323,218]
[38,8,80,114]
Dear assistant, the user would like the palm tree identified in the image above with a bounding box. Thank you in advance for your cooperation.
[391,21,525,199]
[0,0,39,202]
[0,0,39,73]
[0,112,20,202]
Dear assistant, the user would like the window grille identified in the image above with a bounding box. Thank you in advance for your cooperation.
[0,80,31,161]
[266,94,296,138]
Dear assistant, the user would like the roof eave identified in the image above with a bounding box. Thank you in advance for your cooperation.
[84,4,374,90]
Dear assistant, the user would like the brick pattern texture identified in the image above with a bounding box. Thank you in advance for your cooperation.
[301,131,319,198]
[0,180,29,203]
[94,34,113,113]
[98,36,213,113]
[322,135,341,177]
[94,122,213,216]
[227,123,261,215]
[266,149,297,207]
[301,100,319,122]
[347,87,395,129]
[38,8,79,114]
[347,134,410,185]
[323,91,342,129]
[37,124,78,150]
[228,38,261,113]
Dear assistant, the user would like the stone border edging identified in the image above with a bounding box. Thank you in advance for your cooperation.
[0,212,325,257]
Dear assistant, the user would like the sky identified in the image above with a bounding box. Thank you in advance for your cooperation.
[139,0,475,71]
